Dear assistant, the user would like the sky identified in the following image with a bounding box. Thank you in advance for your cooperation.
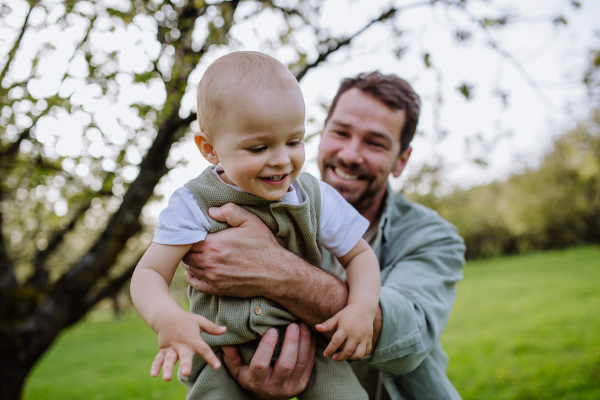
[2,0,599,217]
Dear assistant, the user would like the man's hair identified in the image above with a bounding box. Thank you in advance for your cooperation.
[197,51,299,136]
[325,71,421,153]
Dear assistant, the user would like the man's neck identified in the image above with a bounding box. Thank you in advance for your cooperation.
[358,187,387,228]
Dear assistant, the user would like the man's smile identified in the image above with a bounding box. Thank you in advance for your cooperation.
[333,167,359,181]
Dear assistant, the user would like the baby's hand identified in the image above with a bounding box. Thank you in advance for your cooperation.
[152,309,226,381]
[315,304,375,361]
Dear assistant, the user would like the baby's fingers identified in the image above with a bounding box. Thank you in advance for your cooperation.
[162,349,179,381]
[332,338,357,362]
[197,315,227,336]
[151,351,165,377]
[178,349,195,377]
[323,330,346,358]
[192,339,221,370]
[316,315,338,333]
[349,343,367,360]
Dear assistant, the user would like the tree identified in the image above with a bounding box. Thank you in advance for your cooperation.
[0,0,577,398]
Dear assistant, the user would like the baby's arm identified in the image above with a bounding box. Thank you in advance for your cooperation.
[315,238,380,361]
[131,243,226,380]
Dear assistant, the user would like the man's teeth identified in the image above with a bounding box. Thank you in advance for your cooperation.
[334,168,358,181]
[266,175,285,181]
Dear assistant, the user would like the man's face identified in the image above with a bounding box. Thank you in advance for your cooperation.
[318,88,410,212]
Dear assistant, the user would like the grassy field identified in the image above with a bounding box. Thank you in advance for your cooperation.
[24,246,600,399]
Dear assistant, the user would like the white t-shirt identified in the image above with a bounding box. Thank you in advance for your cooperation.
[153,166,369,258]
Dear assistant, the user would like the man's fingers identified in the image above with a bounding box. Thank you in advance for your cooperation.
[208,203,261,227]
[271,324,300,385]
[185,272,219,294]
[315,316,338,333]
[151,351,165,377]
[247,328,278,381]
[222,345,245,380]
[287,322,315,385]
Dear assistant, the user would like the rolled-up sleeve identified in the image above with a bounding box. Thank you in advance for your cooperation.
[362,206,465,374]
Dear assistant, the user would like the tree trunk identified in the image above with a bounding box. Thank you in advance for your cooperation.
[0,349,31,400]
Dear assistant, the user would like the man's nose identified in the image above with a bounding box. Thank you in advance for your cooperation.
[338,138,363,165]
[268,147,290,168]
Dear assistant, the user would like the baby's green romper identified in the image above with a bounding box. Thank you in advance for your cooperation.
[179,167,368,400]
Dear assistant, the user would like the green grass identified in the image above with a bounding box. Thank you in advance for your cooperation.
[24,246,600,399]
[443,246,600,400]
[24,311,187,400]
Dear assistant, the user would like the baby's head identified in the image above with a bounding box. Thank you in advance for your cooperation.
[195,52,305,201]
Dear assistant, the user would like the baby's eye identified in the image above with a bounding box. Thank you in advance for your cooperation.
[287,139,302,147]
[248,146,267,154]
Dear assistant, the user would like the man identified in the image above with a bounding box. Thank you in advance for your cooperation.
[183,72,465,399]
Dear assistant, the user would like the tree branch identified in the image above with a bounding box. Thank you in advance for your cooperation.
[294,7,398,81]
[82,260,139,315]
[0,0,39,91]
[26,200,92,291]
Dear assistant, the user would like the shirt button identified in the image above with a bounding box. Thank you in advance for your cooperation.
[273,206,282,212]
[277,237,283,244]
[254,306,262,315]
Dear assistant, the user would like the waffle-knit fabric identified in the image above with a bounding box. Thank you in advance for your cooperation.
[179,167,367,400]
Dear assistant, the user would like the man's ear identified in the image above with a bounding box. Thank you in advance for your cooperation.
[391,146,412,178]
[194,132,219,165]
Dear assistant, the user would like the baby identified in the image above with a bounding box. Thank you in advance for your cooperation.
[130,52,380,400]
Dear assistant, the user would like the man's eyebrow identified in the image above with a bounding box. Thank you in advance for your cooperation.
[330,120,393,144]
[329,120,352,129]
[367,131,393,144]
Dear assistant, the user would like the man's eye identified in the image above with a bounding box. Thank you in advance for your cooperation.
[248,146,267,153]
[369,141,386,148]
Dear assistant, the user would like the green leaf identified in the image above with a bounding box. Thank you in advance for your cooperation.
[457,83,474,100]
[423,53,432,68]
[553,16,567,25]
[480,17,509,28]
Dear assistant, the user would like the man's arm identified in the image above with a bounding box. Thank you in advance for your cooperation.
[360,210,465,374]
[182,203,350,327]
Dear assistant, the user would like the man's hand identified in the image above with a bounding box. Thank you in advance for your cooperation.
[222,323,316,400]
[182,203,290,299]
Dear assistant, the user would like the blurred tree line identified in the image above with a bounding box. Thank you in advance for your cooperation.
[406,112,600,259]
[406,40,600,259]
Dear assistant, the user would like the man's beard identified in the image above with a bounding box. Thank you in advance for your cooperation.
[322,159,382,212]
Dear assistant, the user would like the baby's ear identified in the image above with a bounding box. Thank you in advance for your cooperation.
[195,132,219,165]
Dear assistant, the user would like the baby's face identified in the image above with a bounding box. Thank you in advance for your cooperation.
[211,85,306,201]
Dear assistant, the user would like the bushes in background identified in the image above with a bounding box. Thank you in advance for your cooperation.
[406,112,600,259]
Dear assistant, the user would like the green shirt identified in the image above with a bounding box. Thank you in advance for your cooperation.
[323,188,466,400]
